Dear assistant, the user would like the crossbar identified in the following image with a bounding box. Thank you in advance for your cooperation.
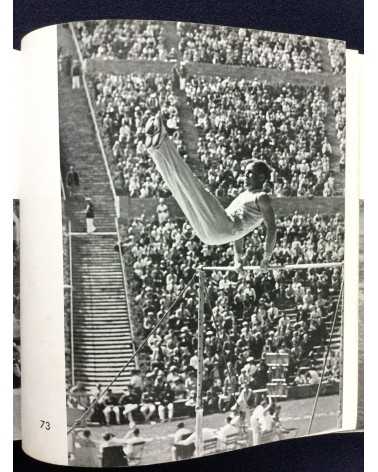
[202,262,343,272]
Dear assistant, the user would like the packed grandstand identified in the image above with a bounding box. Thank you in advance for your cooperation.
[60,20,345,464]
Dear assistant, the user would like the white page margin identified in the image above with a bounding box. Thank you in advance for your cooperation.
[20,25,68,465]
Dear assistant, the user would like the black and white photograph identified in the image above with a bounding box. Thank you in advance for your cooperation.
[58,20,346,467]
[13,199,21,439]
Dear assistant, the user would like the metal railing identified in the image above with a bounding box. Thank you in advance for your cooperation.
[114,217,138,368]
[69,23,118,210]
[61,176,67,201]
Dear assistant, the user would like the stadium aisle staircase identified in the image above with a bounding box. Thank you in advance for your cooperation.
[71,234,135,390]
[58,77,116,233]
[58,25,135,391]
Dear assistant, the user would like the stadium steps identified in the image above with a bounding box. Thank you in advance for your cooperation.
[58,30,117,233]
[159,20,205,179]
[70,233,135,392]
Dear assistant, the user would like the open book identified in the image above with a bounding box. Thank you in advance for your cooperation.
[16,19,361,467]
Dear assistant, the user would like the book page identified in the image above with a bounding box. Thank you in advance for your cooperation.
[20,26,68,465]
[20,20,359,466]
[12,48,23,442]
[342,49,360,429]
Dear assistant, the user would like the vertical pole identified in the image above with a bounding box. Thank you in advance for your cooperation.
[195,268,205,457]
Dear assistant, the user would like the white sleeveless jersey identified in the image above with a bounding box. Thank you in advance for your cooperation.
[225,190,264,240]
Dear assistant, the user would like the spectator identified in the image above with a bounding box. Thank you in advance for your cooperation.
[101,388,119,425]
[85,198,96,233]
[71,60,81,89]
[171,422,193,460]
[114,386,140,426]
[73,429,99,467]
[129,368,144,392]
[156,381,175,422]
[217,416,239,449]
[68,382,90,410]
[139,382,157,424]
[123,427,148,461]
[99,432,128,467]
[65,165,80,198]
[156,198,170,224]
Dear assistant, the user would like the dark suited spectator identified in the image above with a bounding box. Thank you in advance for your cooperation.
[157,381,175,422]
[65,165,80,198]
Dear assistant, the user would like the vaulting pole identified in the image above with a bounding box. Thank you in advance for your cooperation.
[195,268,205,457]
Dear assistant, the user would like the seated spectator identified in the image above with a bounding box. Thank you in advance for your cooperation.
[139,383,157,424]
[123,427,148,461]
[217,416,240,449]
[99,432,128,467]
[171,422,194,460]
[101,388,120,425]
[68,382,90,411]
[114,386,140,426]
[306,366,321,385]
[129,368,144,392]
[73,429,99,467]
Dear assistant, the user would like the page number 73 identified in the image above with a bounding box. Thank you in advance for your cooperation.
[40,420,51,431]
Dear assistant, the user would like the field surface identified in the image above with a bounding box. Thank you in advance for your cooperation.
[77,394,339,466]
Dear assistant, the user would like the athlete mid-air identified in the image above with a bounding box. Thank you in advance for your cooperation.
[145,113,277,271]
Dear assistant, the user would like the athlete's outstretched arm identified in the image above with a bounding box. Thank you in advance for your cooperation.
[258,194,277,268]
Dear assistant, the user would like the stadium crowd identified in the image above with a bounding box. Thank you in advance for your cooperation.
[90,70,344,199]
[177,23,323,73]
[331,87,346,171]
[74,20,170,61]
[327,40,346,75]
[186,76,338,198]
[71,211,343,425]
[91,72,188,197]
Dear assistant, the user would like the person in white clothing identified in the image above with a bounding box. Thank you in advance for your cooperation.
[145,113,277,270]
[217,416,240,450]
[250,395,273,445]
[85,198,96,233]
